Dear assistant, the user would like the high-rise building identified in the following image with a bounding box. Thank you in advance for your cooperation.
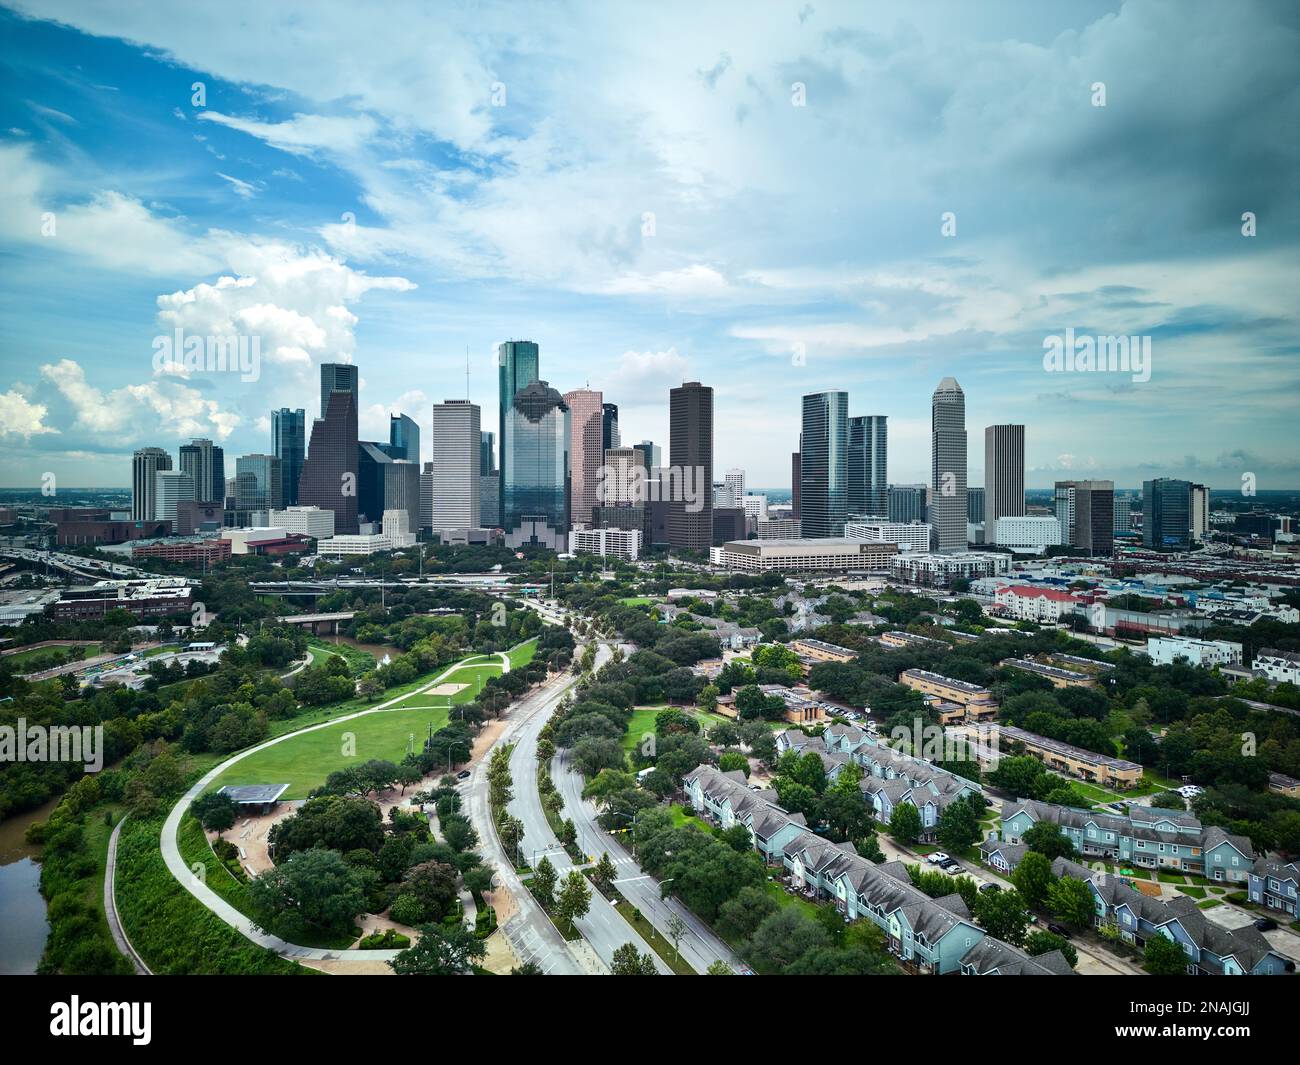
[593,445,647,536]
[930,377,967,553]
[388,413,420,463]
[800,391,848,538]
[967,487,986,525]
[234,454,282,512]
[503,380,569,548]
[1055,479,1115,555]
[725,469,746,508]
[889,484,928,525]
[479,430,500,527]
[633,440,659,474]
[272,408,305,507]
[983,424,1025,543]
[564,388,604,526]
[498,341,540,518]
[319,362,358,419]
[602,402,620,452]
[1190,483,1210,541]
[154,469,194,523]
[791,450,801,519]
[179,438,224,503]
[668,381,713,552]
[1143,478,1193,550]
[430,400,481,531]
[847,415,888,517]
[384,461,422,535]
[298,388,359,534]
[132,447,172,521]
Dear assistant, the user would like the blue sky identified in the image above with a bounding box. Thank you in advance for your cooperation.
[1,0,1297,490]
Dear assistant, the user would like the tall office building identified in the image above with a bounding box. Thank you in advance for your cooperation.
[132,447,172,521]
[847,414,887,516]
[800,391,848,537]
[668,381,714,552]
[1190,483,1210,541]
[602,402,620,452]
[429,400,481,531]
[593,445,647,536]
[503,380,569,548]
[983,424,1025,543]
[234,454,282,512]
[1142,478,1193,550]
[1055,479,1115,555]
[271,408,305,507]
[498,340,540,525]
[967,487,986,525]
[889,484,928,525]
[388,413,420,463]
[480,430,500,527]
[154,469,194,523]
[564,388,604,526]
[179,438,224,503]
[298,388,359,534]
[930,377,967,553]
[319,362,359,418]
[632,440,659,475]
[791,450,801,519]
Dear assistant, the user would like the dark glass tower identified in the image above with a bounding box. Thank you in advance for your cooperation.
[847,414,887,517]
[298,388,359,534]
[602,402,620,451]
[319,363,359,419]
[272,407,305,506]
[800,391,848,537]
[502,379,569,547]
[1142,478,1190,550]
[388,413,420,463]
[498,340,540,527]
[668,381,713,552]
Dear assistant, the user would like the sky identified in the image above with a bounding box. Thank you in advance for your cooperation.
[0,0,1297,492]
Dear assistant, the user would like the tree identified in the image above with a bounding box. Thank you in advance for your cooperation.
[401,861,460,923]
[1021,820,1078,861]
[610,942,658,975]
[716,885,778,942]
[1025,930,1078,969]
[973,887,1031,945]
[888,802,923,844]
[554,870,592,933]
[533,855,558,906]
[1144,933,1190,976]
[389,893,425,927]
[746,909,829,974]
[592,852,617,893]
[191,791,236,836]
[390,923,486,975]
[666,912,689,961]
[705,960,733,975]
[1046,875,1096,930]
[937,798,980,854]
[1009,850,1055,910]
[247,848,367,939]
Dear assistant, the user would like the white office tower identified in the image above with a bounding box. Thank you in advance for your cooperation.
[741,494,768,522]
[1191,484,1210,541]
[992,515,1062,551]
[430,400,481,531]
[154,470,194,523]
[132,447,172,521]
[713,482,736,507]
[983,424,1025,542]
[725,468,746,506]
[382,508,418,548]
[844,520,934,553]
[930,377,968,553]
[269,505,336,539]
[570,526,642,560]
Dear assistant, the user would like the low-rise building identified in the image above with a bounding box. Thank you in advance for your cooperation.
[316,532,393,558]
[899,668,998,717]
[1248,856,1300,920]
[1254,648,1300,685]
[999,657,1097,689]
[1268,771,1300,798]
[49,577,193,621]
[131,539,233,566]
[976,722,1141,788]
[992,584,1083,623]
[711,538,897,574]
[789,637,857,664]
[879,630,949,651]
[844,520,934,553]
[890,552,1010,587]
[1146,636,1244,669]
[268,505,336,539]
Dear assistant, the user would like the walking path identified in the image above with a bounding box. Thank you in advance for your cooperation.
[104,816,151,975]
[154,649,517,963]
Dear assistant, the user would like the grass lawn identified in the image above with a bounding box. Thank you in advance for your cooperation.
[623,706,663,753]
[1198,898,1223,909]
[668,804,712,832]
[1157,871,1190,885]
[765,878,821,919]
[507,637,538,669]
[1178,885,1207,899]
[208,658,502,798]
[619,596,655,607]
[613,899,696,974]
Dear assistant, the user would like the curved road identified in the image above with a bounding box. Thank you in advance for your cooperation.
[156,651,509,963]
[104,816,152,975]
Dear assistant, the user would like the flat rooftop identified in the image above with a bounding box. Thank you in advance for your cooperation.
[218,784,290,804]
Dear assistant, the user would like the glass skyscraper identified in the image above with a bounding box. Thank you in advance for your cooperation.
[299,387,359,534]
[498,340,540,528]
[319,362,358,419]
[930,377,967,553]
[669,382,713,551]
[272,408,305,507]
[800,391,848,537]
[1142,478,1192,550]
[388,413,420,463]
[847,414,887,517]
[502,379,569,548]
[234,453,282,511]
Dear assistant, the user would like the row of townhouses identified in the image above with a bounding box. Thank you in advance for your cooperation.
[776,722,983,837]
[1050,858,1293,976]
[999,799,1256,883]
[1248,856,1300,919]
[682,764,1072,975]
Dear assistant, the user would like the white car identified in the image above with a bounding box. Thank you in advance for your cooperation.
[926,852,950,865]
[1177,785,1204,798]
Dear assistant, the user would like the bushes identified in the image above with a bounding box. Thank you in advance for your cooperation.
[358,928,410,950]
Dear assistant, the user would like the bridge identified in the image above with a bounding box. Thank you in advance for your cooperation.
[273,611,356,634]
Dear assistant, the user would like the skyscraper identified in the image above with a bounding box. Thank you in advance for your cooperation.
[272,408,305,507]
[298,388,359,534]
[668,381,713,552]
[930,377,967,552]
[179,438,224,503]
[983,424,1025,542]
[724,469,746,508]
[602,402,620,452]
[503,380,569,548]
[800,391,848,537]
[234,454,282,512]
[1142,478,1192,550]
[1055,479,1115,555]
[480,430,500,527]
[319,362,359,418]
[967,487,986,525]
[388,413,420,463]
[847,415,887,516]
[564,388,604,526]
[791,450,801,519]
[430,400,481,531]
[1191,484,1210,541]
[154,469,194,523]
[498,340,540,525]
[132,447,171,521]
[889,484,928,525]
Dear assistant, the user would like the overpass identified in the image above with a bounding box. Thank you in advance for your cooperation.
[273,611,356,634]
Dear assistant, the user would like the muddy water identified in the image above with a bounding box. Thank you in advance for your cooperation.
[0,796,58,974]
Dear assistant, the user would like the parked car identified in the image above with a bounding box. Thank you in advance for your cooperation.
[926,852,950,865]
[940,859,962,873]
[456,769,471,780]
[1254,917,1278,932]
[978,882,1002,893]
[1178,785,1205,799]
[1046,922,1072,938]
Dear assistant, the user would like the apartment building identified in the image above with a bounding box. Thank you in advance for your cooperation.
[1146,636,1244,669]
[1248,857,1300,920]
[899,669,998,717]
[999,657,1097,689]
[1254,648,1300,685]
[976,722,1141,788]
[992,584,1083,623]
[789,637,858,664]
[879,630,950,651]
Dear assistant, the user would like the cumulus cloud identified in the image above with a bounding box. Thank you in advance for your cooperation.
[0,389,57,438]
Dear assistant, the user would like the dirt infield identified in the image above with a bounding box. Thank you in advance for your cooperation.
[426,682,470,696]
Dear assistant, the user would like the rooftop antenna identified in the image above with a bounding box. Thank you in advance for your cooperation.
[466,347,471,401]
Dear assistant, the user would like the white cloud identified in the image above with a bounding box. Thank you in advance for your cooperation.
[0,389,57,438]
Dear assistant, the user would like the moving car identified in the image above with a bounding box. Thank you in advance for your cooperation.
[456,769,471,780]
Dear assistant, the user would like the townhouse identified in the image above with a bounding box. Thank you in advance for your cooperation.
[975,722,1142,789]
[899,668,999,721]
[1051,858,1292,976]
[1248,856,1300,920]
[1254,647,1300,685]
[959,937,1076,975]
[977,839,1028,874]
[682,763,1069,975]
[998,657,1097,690]
[1000,799,1255,883]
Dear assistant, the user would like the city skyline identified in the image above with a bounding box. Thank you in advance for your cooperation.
[1,2,1297,491]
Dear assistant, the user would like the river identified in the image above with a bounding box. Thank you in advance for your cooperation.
[0,796,57,974]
